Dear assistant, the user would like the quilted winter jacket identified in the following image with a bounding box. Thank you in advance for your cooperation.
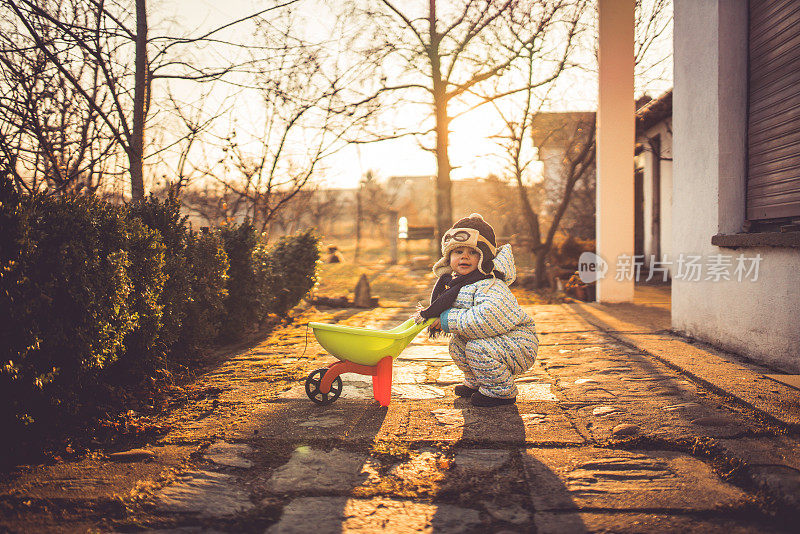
[440,245,538,345]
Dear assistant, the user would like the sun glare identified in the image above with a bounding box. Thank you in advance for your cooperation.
[447,107,502,179]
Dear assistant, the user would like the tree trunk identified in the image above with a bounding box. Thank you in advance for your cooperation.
[130,0,148,202]
[534,250,549,289]
[354,186,362,263]
[514,172,549,287]
[434,96,452,241]
[429,0,452,241]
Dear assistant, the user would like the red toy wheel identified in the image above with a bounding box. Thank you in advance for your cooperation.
[305,368,343,405]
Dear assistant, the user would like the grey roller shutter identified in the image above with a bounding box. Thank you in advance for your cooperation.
[747,0,800,220]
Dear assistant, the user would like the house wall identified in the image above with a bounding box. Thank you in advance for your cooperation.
[638,121,673,276]
[673,0,800,371]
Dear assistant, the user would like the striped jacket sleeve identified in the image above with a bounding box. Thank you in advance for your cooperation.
[443,281,527,339]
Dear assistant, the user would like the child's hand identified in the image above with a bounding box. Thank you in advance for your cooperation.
[427,318,442,339]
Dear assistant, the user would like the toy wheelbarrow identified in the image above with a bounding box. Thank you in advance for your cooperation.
[304,317,433,406]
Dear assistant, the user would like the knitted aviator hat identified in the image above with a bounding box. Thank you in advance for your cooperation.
[432,213,497,277]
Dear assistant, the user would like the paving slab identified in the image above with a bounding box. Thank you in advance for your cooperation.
[379,450,449,489]
[108,448,156,462]
[151,470,253,516]
[226,400,404,442]
[397,344,453,362]
[453,449,511,474]
[278,381,373,401]
[571,399,755,441]
[265,496,482,534]
[523,448,749,512]
[435,364,464,384]
[264,447,372,494]
[392,384,446,399]
[529,306,596,334]
[204,442,253,468]
[538,331,611,346]
[406,401,584,444]
[516,382,559,401]
[534,511,781,534]
[718,436,800,507]
[392,363,429,383]
[569,301,800,428]
[1,445,194,501]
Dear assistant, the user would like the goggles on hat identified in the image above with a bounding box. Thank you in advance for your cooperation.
[441,228,497,256]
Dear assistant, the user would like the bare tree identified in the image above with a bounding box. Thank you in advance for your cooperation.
[358,170,399,232]
[146,88,231,195]
[491,0,672,288]
[338,0,585,239]
[306,187,349,236]
[531,115,595,287]
[2,0,298,200]
[202,9,380,237]
[0,2,122,194]
[634,0,673,95]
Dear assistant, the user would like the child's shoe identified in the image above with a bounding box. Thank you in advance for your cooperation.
[471,391,516,407]
[454,384,479,397]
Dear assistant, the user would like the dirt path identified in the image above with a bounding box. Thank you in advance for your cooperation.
[1,295,798,532]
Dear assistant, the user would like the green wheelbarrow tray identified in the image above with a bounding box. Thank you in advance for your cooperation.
[308,317,432,366]
[304,317,433,406]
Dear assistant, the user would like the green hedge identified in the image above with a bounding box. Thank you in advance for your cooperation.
[219,223,320,340]
[0,176,319,447]
[268,229,320,316]
[178,230,229,354]
[219,220,262,340]
[125,192,191,366]
[0,193,139,427]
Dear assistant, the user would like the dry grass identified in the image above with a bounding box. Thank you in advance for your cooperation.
[315,237,436,306]
[314,236,563,307]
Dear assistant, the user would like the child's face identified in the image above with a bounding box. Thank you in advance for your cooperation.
[449,246,481,276]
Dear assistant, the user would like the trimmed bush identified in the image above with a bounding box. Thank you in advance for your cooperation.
[267,229,320,316]
[253,243,282,319]
[219,220,262,340]
[0,177,319,461]
[115,217,166,375]
[0,193,138,428]
[0,169,21,261]
[126,191,191,362]
[178,230,229,354]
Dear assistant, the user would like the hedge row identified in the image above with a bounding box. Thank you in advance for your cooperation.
[0,177,319,439]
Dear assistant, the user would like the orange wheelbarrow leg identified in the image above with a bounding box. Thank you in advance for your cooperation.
[372,356,393,406]
[319,361,352,394]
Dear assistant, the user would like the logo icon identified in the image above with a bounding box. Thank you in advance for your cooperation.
[578,252,608,283]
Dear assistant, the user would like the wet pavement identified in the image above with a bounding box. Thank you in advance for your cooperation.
[2,300,799,533]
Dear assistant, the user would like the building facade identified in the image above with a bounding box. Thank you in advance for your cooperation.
[672,0,800,371]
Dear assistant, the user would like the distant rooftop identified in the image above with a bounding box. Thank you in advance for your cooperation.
[636,89,672,133]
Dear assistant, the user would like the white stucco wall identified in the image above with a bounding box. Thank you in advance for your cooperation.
[672,0,800,372]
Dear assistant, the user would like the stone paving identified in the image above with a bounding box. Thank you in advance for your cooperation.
[2,302,799,532]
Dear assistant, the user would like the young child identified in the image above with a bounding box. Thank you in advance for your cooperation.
[414,213,538,407]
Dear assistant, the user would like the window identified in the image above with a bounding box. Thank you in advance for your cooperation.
[747,0,800,223]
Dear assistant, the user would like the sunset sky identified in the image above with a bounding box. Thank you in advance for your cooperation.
[158,0,672,189]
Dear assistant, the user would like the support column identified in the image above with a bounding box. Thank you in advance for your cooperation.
[597,0,635,302]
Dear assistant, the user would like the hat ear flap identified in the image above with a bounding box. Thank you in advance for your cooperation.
[481,257,494,275]
[476,243,494,274]
[432,255,451,277]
